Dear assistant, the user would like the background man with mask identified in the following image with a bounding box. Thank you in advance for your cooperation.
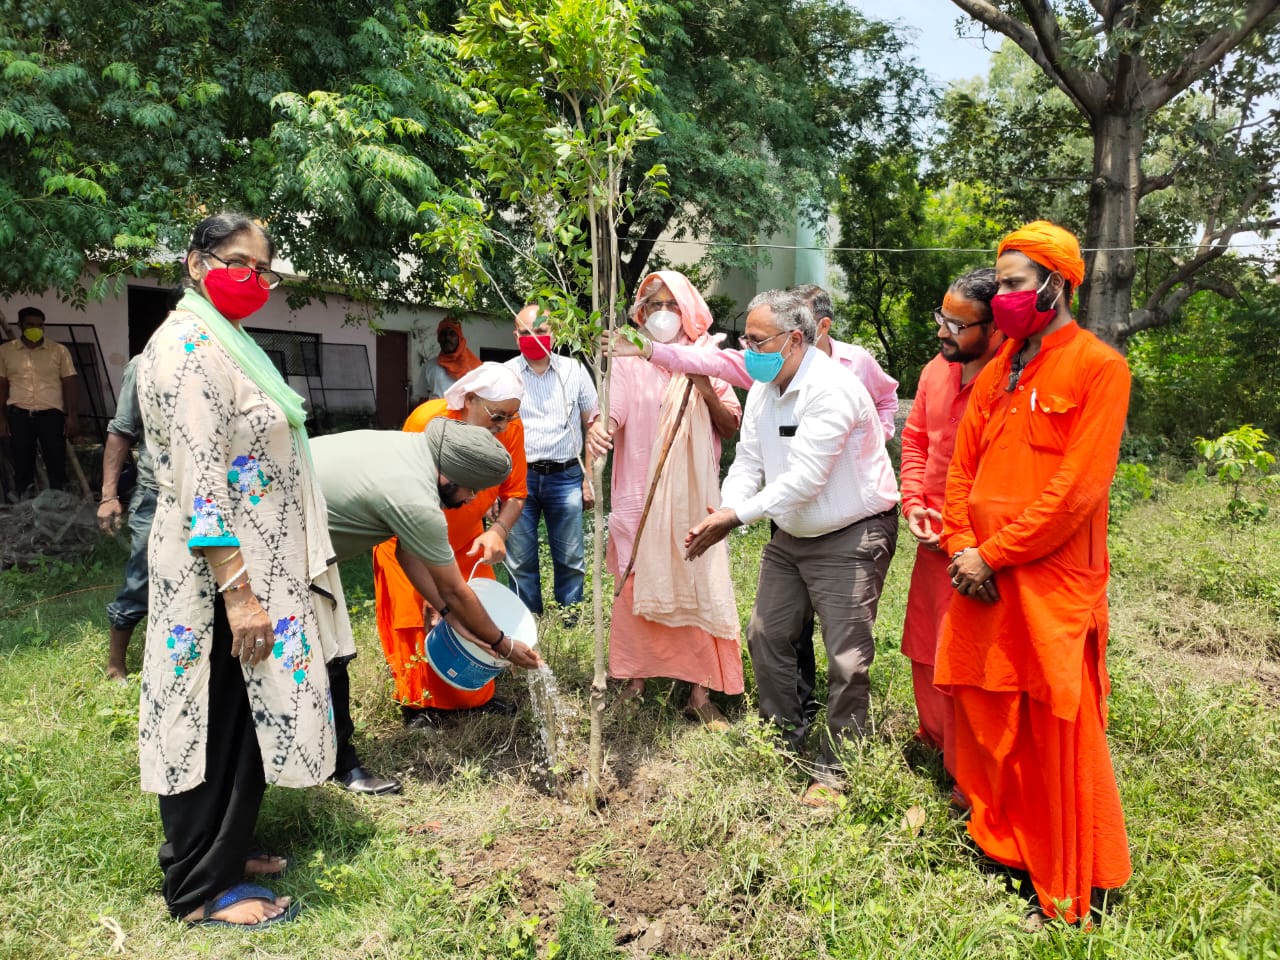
[0,306,79,498]
[502,304,599,615]
[419,315,481,401]
[898,268,1003,799]
[939,221,1131,926]
[684,289,899,807]
[312,418,542,795]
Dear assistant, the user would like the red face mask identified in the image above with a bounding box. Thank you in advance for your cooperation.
[203,268,270,320]
[518,334,552,361]
[990,273,1060,340]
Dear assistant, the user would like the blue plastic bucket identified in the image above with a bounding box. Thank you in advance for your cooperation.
[425,578,538,691]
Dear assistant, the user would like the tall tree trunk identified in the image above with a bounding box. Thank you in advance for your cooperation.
[587,197,609,807]
[1081,109,1144,350]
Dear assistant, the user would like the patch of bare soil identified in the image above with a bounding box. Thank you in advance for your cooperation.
[1128,641,1280,706]
[446,761,734,957]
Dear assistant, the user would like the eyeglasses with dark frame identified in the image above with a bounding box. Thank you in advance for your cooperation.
[203,252,283,290]
[933,309,990,336]
[738,330,790,351]
[480,400,520,426]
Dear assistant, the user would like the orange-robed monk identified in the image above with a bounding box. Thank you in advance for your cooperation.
[373,362,529,719]
[898,269,1003,787]
[937,221,1132,927]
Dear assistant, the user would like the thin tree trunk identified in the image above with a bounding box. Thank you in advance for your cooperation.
[586,194,608,808]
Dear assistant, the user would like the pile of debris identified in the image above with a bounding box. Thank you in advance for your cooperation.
[0,489,100,569]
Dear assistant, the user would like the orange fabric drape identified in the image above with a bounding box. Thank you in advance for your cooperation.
[372,400,527,709]
[898,354,976,767]
[434,317,482,381]
[951,630,1131,923]
[938,323,1131,716]
[937,320,1132,921]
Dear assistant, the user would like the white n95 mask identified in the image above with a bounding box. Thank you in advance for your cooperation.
[644,309,682,343]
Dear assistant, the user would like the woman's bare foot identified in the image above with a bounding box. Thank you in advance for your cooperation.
[620,679,645,702]
[184,890,291,925]
[244,854,287,877]
[686,684,711,710]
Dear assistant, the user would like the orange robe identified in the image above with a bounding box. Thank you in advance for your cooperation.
[372,400,528,710]
[937,322,1132,923]
[898,354,976,768]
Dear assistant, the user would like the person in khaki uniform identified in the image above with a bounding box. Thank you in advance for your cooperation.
[0,306,79,497]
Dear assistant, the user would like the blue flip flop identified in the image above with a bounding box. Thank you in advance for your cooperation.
[188,882,301,929]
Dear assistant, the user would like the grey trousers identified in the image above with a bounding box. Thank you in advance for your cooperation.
[746,509,897,781]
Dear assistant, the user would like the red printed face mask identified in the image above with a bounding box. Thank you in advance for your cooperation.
[517,334,552,361]
[990,273,1060,340]
[203,268,270,320]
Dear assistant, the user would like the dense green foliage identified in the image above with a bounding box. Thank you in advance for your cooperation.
[1126,277,1280,453]
[624,0,930,291]
[1,0,929,311]
[0,0,471,305]
[936,1,1280,347]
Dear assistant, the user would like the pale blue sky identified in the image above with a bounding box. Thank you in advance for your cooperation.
[852,0,995,87]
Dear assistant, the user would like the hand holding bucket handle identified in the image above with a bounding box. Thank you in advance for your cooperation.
[450,564,544,671]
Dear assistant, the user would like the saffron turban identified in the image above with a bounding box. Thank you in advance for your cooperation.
[424,418,512,492]
[997,221,1086,288]
[443,361,524,411]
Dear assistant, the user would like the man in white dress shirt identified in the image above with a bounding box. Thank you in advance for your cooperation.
[685,289,900,804]
[503,304,600,615]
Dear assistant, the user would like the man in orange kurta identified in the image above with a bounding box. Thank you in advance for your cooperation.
[898,269,1002,785]
[938,222,1132,926]
[373,363,528,716]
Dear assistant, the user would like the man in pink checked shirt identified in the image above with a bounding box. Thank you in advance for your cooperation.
[607,283,899,723]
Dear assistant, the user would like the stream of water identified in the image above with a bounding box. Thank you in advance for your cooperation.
[524,663,569,796]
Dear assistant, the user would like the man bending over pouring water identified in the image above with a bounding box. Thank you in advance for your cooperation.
[312,419,542,795]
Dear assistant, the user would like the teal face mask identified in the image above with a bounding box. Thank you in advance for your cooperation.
[743,338,792,383]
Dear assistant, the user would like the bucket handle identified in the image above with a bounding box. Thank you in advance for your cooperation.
[463,555,523,603]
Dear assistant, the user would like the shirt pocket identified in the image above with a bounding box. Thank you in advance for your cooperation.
[1026,392,1078,451]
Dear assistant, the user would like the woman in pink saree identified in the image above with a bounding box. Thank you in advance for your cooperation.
[588,271,743,725]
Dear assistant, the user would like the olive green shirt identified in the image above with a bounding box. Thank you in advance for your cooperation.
[311,430,453,566]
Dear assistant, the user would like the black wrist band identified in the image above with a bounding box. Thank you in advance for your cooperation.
[437,604,451,618]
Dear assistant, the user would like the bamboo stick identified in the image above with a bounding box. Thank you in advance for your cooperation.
[613,378,696,597]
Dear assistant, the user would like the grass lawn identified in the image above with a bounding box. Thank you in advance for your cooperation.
[1,474,1278,959]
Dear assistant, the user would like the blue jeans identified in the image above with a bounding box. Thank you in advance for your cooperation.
[107,485,157,630]
[505,463,586,614]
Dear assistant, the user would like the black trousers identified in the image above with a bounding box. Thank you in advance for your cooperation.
[6,405,67,494]
[157,597,265,919]
[328,655,360,777]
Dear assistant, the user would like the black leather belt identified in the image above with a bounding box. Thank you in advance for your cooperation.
[528,459,577,475]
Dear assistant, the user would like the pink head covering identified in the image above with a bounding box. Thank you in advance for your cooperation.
[635,270,713,342]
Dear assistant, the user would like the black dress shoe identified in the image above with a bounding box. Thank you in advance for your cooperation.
[474,697,518,716]
[331,766,402,796]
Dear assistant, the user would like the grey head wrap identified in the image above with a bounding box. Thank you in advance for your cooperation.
[424,418,512,491]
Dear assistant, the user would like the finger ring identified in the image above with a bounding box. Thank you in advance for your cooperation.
[951,577,961,587]
[254,637,265,646]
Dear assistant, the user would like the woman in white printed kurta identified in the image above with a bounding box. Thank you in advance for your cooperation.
[137,214,349,927]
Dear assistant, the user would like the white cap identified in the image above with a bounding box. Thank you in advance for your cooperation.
[443,361,525,410]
